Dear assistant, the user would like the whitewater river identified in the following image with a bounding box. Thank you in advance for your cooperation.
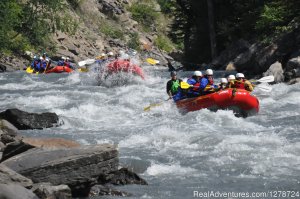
[0,67,300,199]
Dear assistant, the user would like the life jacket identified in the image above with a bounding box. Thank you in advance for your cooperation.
[187,77,201,92]
[170,79,180,94]
[233,79,246,89]
[205,75,214,85]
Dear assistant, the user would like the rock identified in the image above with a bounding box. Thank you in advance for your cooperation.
[0,109,59,130]
[22,138,80,149]
[0,120,19,137]
[89,185,132,197]
[100,168,148,185]
[0,63,7,72]
[1,140,35,162]
[225,62,236,71]
[211,39,250,69]
[263,61,284,83]
[0,184,39,199]
[1,134,18,145]
[2,144,118,197]
[32,183,71,199]
[0,164,33,188]
[288,77,300,85]
[0,141,5,151]
[286,55,300,73]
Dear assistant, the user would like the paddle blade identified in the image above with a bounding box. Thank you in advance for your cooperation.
[146,58,160,65]
[180,82,192,89]
[78,59,95,67]
[257,75,275,83]
[143,103,163,111]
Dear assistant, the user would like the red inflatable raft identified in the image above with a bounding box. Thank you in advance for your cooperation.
[176,89,259,117]
[107,60,145,79]
[45,66,73,74]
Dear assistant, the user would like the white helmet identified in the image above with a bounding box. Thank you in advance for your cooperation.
[194,71,202,77]
[228,75,235,80]
[61,56,66,60]
[39,56,43,60]
[221,78,228,84]
[206,69,213,75]
[108,52,114,56]
[66,57,70,60]
[101,53,106,57]
[236,73,245,78]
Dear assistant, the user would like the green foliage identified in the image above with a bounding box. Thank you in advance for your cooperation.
[0,0,80,54]
[154,35,174,53]
[99,20,124,39]
[0,0,22,51]
[127,32,140,51]
[156,0,176,14]
[55,14,79,35]
[255,1,296,42]
[128,2,159,32]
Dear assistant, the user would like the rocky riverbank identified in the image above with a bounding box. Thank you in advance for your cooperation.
[0,109,147,199]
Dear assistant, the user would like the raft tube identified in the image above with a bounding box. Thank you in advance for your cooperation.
[176,89,259,117]
[107,60,145,79]
[45,66,73,74]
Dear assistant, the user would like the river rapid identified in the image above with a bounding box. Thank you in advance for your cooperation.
[0,67,300,199]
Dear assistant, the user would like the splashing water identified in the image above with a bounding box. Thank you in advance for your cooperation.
[0,69,300,199]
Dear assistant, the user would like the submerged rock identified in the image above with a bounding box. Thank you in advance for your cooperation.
[89,184,132,197]
[32,183,71,199]
[0,109,60,130]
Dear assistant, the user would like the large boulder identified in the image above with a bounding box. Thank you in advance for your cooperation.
[263,61,284,83]
[0,109,59,130]
[2,144,118,196]
[0,164,33,188]
[211,39,251,69]
[0,184,39,199]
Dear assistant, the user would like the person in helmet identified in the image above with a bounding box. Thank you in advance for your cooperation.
[232,73,254,92]
[218,78,228,90]
[200,69,218,94]
[107,52,115,61]
[186,71,203,97]
[166,71,182,100]
[227,74,236,88]
[30,56,41,72]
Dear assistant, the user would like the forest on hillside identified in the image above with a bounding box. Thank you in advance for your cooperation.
[1,0,299,64]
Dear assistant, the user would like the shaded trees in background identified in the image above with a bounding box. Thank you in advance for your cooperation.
[170,0,300,67]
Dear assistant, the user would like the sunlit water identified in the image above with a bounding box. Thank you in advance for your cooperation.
[0,67,300,199]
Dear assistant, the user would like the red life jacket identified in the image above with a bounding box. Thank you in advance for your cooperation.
[234,79,246,89]
[192,82,200,91]
[205,75,214,85]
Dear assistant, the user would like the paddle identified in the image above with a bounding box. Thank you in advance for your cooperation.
[144,99,170,111]
[251,75,274,83]
[78,59,96,67]
[180,81,194,89]
[146,58,160,65]
[44,60,51,74]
